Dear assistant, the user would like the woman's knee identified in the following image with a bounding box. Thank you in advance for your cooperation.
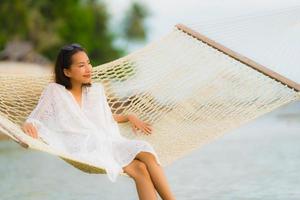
[136,151,160,166]
[135,160,148,175]
[123,159,149,179]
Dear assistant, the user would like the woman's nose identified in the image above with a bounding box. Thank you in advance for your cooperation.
[86,64,92,72]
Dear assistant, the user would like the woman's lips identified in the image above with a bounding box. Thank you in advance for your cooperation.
[83,74,91,78]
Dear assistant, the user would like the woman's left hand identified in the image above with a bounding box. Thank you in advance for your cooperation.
[128,114,153,135]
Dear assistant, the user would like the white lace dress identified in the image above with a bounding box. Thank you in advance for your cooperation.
[25,82,161,182]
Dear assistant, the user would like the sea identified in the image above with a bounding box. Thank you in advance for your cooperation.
[0,101,299,200]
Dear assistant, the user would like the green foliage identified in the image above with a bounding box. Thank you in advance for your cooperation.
[0,0,29,47]
[0,0,130,65]
[122,1,151,42]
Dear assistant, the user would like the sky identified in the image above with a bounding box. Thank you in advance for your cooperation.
[103,0,300,84]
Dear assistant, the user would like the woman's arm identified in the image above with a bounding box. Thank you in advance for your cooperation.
[99,83,152,135]
[112,113,135,123]
[113,113,153,135]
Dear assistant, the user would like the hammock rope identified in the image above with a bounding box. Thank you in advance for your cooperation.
[1,12,299,176]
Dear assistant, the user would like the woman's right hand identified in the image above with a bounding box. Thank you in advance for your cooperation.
[22,122,39,139]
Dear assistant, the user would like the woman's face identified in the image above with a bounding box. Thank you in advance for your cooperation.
[64,51,92,85]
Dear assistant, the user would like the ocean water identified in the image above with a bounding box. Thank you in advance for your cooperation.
[0,101,299,200]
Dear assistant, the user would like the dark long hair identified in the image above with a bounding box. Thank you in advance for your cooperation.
[54,43,92,89]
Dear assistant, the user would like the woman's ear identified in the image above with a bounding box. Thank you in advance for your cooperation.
[63,68,71,77]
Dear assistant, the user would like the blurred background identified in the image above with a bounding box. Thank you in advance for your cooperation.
[0,0,153,67]
[0,0,299,199]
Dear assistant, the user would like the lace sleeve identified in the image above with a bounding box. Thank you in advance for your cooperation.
[98,83,115,123]
[97,83,125,140]
[25,83,55,129]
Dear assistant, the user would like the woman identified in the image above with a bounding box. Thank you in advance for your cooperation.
[21,43,176,200]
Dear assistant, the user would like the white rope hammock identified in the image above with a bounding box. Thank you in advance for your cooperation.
[1,10,300,177]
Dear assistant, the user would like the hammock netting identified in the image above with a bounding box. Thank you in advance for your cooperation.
[1,8,300,177]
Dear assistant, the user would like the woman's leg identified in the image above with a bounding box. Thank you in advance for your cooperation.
[136,152,176,200]
[123,159,158,200]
